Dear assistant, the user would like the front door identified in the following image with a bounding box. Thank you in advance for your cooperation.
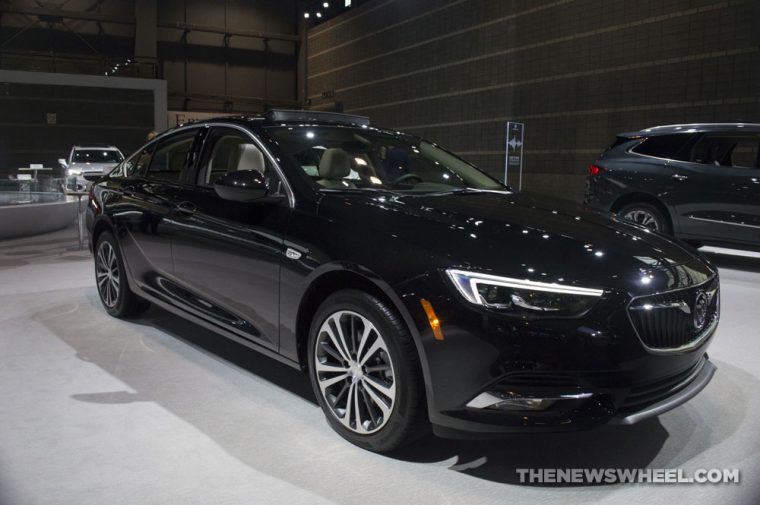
[169,126,290,349]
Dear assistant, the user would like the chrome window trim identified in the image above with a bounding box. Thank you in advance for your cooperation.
[140,122,296,208]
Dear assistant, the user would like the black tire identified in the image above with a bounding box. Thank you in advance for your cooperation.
[618,202,671,234]
[307,289,427,452]
[95,231,150,318]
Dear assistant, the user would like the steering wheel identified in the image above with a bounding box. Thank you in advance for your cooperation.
[391,173,423,188]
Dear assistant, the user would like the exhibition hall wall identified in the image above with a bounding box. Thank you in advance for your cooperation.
[306,0,760,199]
[0,0,299,114]
[0,70,164,175]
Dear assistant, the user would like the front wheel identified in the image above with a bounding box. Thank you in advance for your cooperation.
[307,289,426,452]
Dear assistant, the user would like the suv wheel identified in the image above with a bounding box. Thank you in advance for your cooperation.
[307,289,426,452]
[95,231,149,318]
[619,203,670,234]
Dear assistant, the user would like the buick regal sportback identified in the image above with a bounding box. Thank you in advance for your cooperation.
[585,123,760,249]
[87,110,719,452]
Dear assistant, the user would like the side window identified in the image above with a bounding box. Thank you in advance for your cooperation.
[112,143,154,178]
[147,131,196,182]
[198,127,280,191]
[631,134,691,160]
[692,135,759,168]
[731,138,760,168]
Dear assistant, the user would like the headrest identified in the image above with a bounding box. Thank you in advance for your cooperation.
[234,143,265,174]
[319,148,351,179]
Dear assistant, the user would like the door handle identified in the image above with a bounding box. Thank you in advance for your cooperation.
[173,201,197,216]
[671,174,689,181]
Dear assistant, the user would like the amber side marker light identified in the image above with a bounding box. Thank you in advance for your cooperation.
[420,298,444,341]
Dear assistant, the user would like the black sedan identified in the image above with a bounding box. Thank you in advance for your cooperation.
[87,110,719,452]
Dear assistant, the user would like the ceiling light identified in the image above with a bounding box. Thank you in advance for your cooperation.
[304,12,309,18]
[316,11,322,18]
[323,2,329,7]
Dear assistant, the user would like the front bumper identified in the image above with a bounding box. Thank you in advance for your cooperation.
[427,354,716,439]
[396,271,719,438]
[610,356,715,425]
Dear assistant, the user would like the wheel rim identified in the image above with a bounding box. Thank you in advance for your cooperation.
[96,241,120,308]
[623,208,660,231]
[314,310,396,435]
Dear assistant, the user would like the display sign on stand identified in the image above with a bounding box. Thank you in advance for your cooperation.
[504,121,524,191]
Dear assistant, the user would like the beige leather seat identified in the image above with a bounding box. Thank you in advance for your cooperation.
[318,148,354,188]
[233,143,266,174]
[207,142,266,184]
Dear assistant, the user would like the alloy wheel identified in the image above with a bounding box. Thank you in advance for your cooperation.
[623,208,660,231]
[96,241,120,308]
[314,310,396,435]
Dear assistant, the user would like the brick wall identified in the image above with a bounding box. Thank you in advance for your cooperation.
[306,0,760,202]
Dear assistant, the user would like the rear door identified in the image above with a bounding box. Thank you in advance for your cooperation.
[114,129,200,296]
[667,133,760,245]
[168,125,290,349]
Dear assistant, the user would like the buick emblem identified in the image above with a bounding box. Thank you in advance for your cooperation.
[692,290,708,331]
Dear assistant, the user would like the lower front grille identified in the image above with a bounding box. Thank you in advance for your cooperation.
[628,277,719,352]
[620,357,706,412]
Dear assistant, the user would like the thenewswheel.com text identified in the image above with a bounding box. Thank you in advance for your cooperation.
[516,468,740,485]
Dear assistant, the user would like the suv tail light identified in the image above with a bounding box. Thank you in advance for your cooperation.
[588,164,606,176]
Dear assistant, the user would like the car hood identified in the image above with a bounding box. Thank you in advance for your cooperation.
[324,190,713,296]
[70,162,118,172]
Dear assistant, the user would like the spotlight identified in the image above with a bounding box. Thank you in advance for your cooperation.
[316,11,322,18]
[304,12,309,18]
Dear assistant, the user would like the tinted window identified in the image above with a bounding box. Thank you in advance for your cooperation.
[692,135,759,168]
[631,134,691,159]
[147,131,196,182]
[266,126,503,193]
[111,143,153,178]
[198,127,279,190]
[73,149,123,163]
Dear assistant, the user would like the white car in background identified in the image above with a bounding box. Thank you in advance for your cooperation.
[59,145,124,190]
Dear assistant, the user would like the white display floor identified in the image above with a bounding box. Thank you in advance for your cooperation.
[1,226,758,505]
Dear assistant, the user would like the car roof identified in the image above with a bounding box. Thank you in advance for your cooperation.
[74,145,120,149]
[618,122,760,137]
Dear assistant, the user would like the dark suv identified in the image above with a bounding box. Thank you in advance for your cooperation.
[87,111,719,452]
[585,123,760,249]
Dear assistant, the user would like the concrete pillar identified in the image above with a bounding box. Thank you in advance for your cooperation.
[134,0,157,60]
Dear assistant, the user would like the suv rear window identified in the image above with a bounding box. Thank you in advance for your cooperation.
[631,134,691,160]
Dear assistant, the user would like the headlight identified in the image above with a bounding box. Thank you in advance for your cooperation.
[446,269,604,316]
[67,168,82,176]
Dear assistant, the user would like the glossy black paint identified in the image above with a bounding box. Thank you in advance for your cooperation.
[585,123,760,249]
[87,116,719,436]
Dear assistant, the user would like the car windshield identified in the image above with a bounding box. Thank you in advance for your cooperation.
[265,125,505,193]
[73,149,123,163]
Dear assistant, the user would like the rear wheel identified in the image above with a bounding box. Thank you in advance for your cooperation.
[95,231,149,318]
[618,202,670,234]
[307,289,426,452]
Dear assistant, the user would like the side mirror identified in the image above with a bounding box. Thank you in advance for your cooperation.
[213,170,269,202]
[58,158,68,168]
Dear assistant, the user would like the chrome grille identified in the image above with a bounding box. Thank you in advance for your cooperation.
[628,277,719,352]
